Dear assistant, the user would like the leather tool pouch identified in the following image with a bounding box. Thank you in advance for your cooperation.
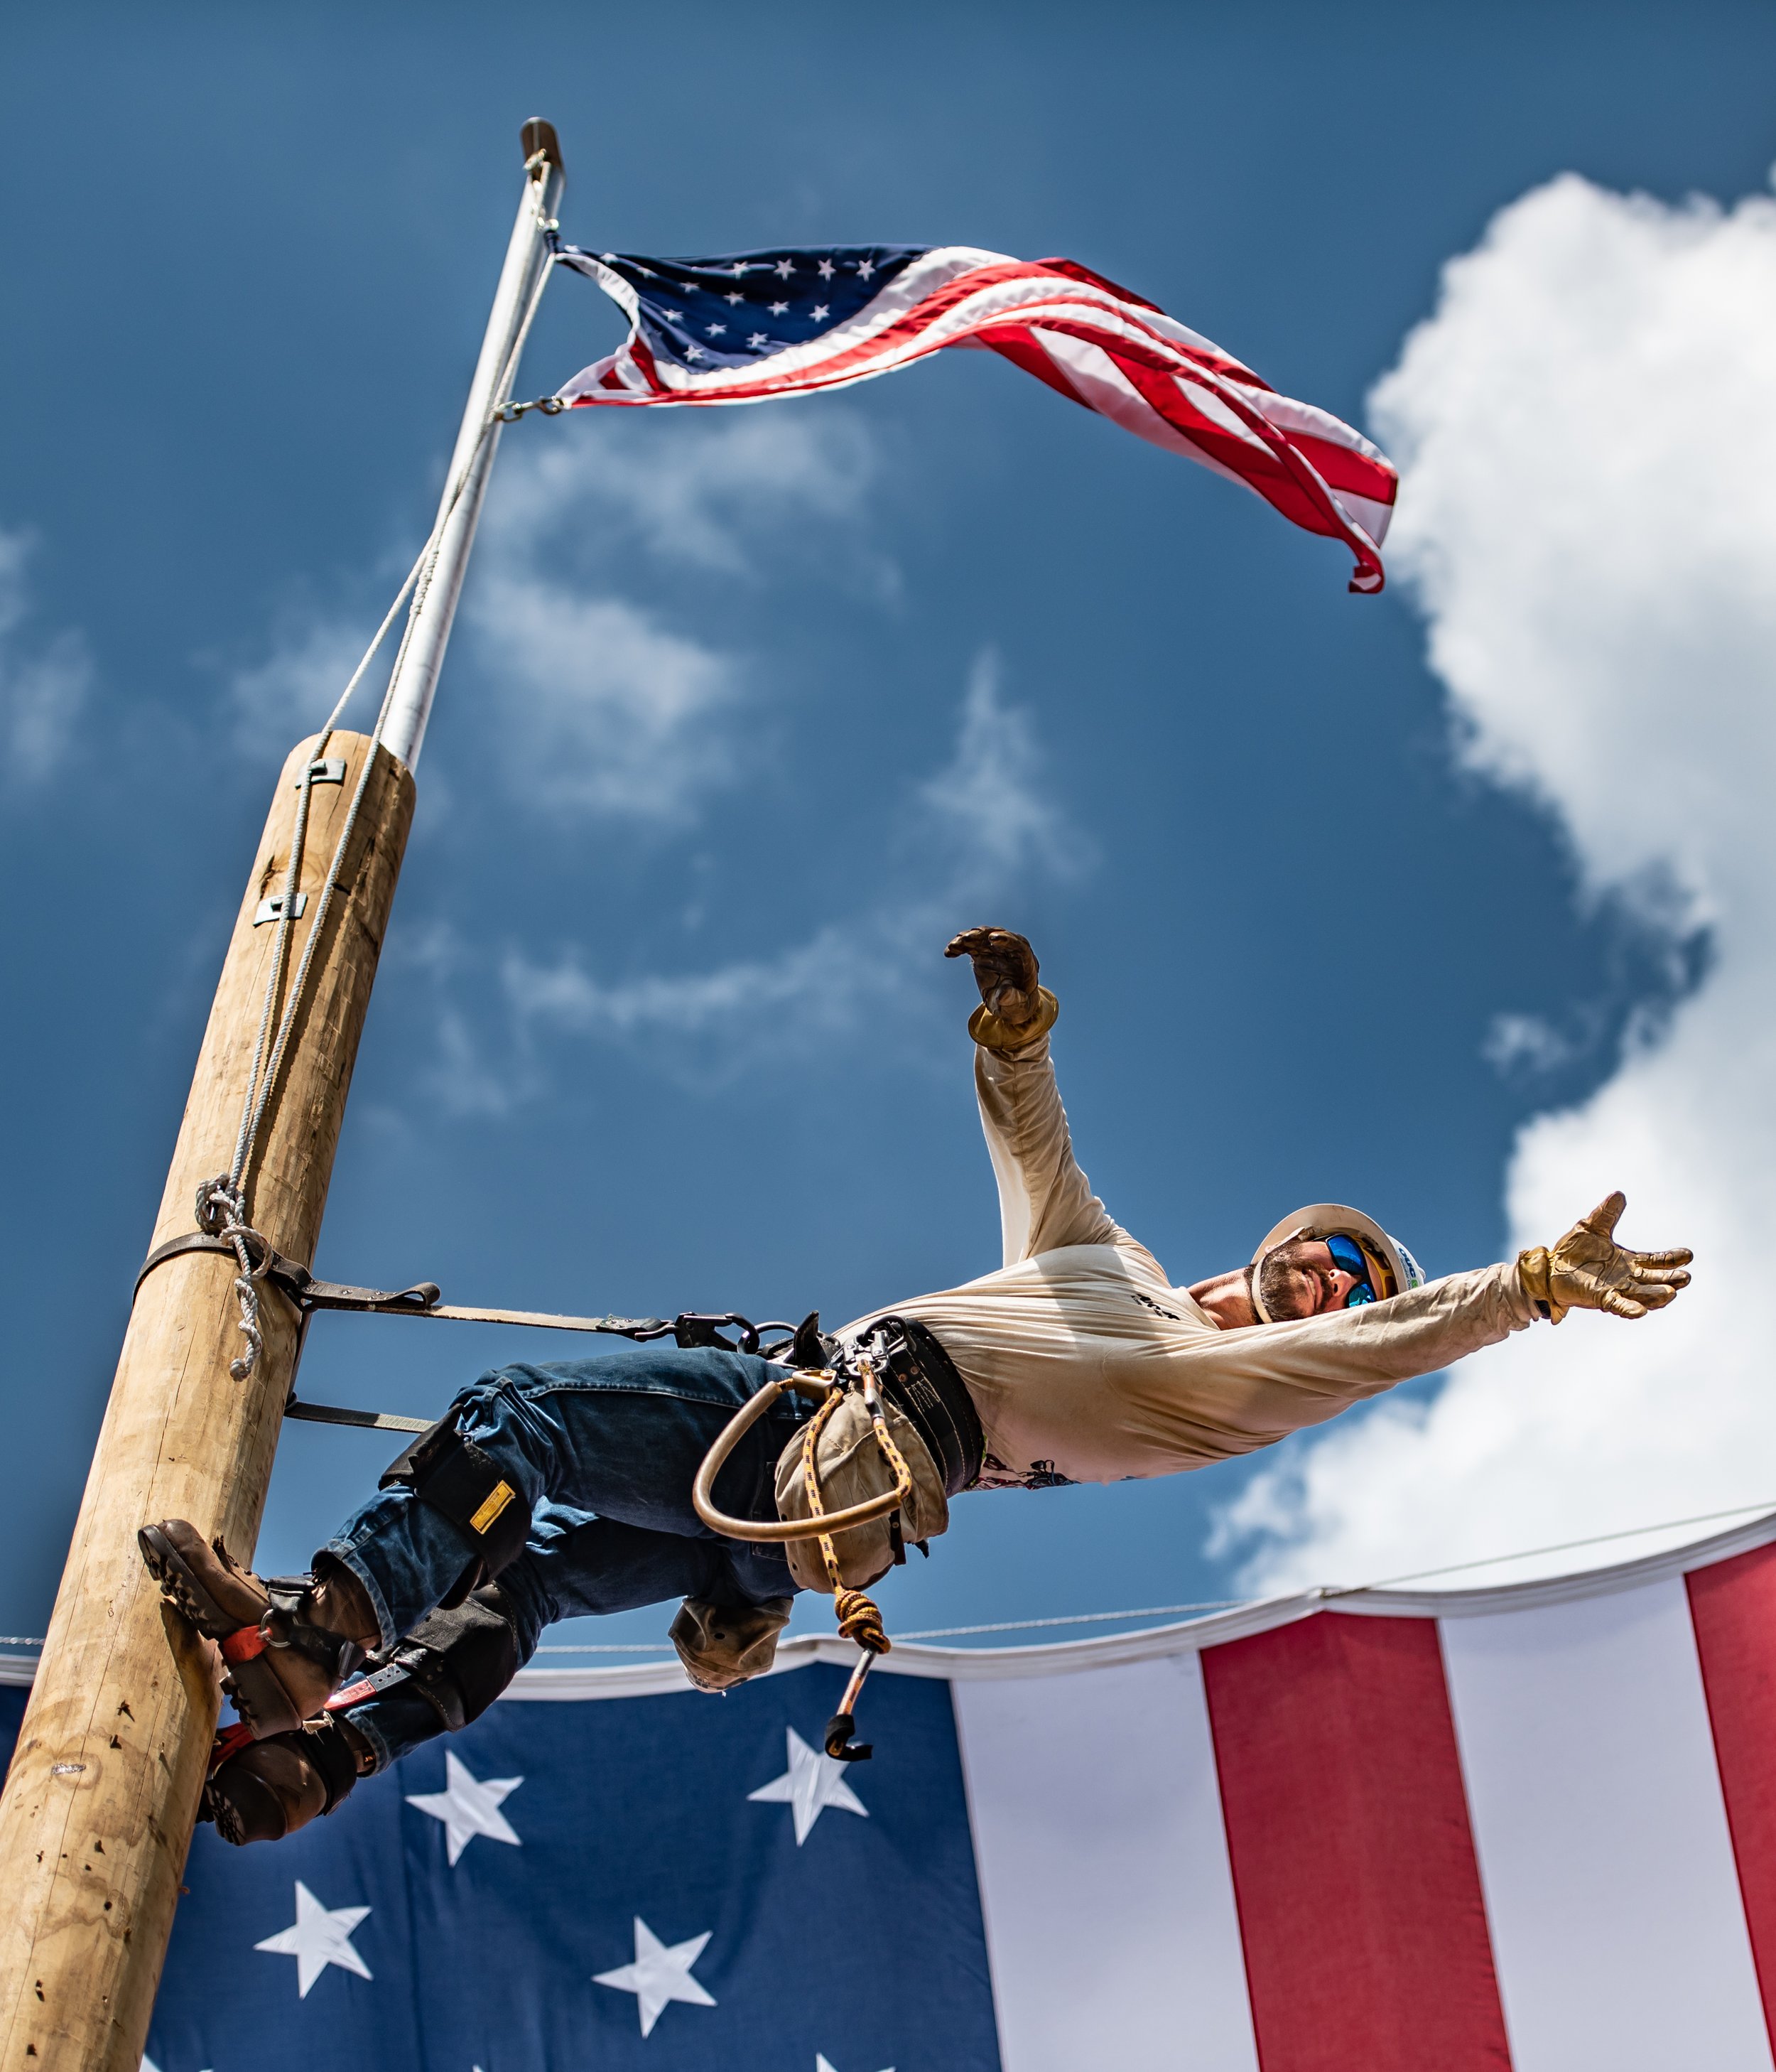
[774,1393,949,1594]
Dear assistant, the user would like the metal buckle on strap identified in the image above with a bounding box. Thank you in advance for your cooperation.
[132,1231,441,1315]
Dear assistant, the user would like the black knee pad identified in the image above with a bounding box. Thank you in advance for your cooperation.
[404,1585,524,1727]
[379,1415,532,1603]
[335,1582,524,1738]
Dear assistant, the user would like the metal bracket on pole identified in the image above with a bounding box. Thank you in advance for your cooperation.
[377,122,567,773]
[253,891,308,926]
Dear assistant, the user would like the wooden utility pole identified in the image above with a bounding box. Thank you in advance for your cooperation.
[0,120,565,2072]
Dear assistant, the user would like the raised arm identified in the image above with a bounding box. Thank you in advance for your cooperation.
[946,927,1124,1266]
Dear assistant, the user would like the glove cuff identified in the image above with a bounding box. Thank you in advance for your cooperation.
[970,986,1059,1053]
[1517,1246,1566,1324]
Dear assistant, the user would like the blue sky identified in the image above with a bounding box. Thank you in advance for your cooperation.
[4,2,1773,1656]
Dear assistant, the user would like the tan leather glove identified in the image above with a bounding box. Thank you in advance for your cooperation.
[668,1595,793,1693]
[945,927,1058,1049]
[1518,1192,1693,1323]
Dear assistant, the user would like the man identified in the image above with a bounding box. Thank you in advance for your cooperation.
[141,928,1692,1845]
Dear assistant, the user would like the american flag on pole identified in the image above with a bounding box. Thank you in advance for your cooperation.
[13,1509,1776,2069]
[553,244,1397,593]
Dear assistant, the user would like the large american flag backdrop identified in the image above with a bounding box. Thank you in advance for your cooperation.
[553,245,1397,593]
[6,1514,1776,2072]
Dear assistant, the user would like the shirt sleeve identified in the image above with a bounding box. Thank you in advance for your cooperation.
[974,1028,1124,1266]
[1174,1260,1537,1452]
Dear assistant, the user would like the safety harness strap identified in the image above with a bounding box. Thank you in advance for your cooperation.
[325,1587,523,1739]
[133,1234,800,1344]
[133,1233,816,1432]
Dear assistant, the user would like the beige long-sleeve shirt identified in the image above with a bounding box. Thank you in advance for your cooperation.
[842,1025,1533,1487]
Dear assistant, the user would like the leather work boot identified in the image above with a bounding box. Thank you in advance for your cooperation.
[203,1716,370,1847]
[139,1519,379,1737]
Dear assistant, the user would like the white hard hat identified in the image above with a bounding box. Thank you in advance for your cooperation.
[1250,1203,1424,1323]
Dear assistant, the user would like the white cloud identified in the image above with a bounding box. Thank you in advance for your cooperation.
[465,411,884,823]
[504,652,1087,1074]
[229,618,369,752]
[0,529,90,780]
[227,409,882,820]
[1217,170,1776,1592]
[920,652,1085,877]
[469,576,737,821]
[490,409,882,577]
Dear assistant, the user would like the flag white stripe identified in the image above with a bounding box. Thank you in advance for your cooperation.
[1328,488,1393,543]
[1029,332,1255,488]
[954,1656,1260,2072]
[1441,1579,1772,2072]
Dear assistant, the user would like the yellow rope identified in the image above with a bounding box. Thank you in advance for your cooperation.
[797,1354,909,1658]
[799,1388,850,1595]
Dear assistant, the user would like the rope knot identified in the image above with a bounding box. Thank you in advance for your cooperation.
[195,1176,239,1236]
[833,1589,890,1656]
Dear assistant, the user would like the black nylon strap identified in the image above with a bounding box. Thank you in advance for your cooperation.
[133,1231,441,1315]
[868,1316,985,1497]
[134,1231,814,1436]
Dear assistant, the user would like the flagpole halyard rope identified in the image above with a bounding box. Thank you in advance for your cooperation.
[202,192,561,1381]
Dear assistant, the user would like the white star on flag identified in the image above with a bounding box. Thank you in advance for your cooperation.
[774,258,794,278]
[811,304,830,322]
[748,1725,869,1844]
[254,1880,372,1999]
[406,1750,523,1865]
[594,1916,717,2037]
[818,258,835,279]
[817,2056,894,2072]
[855,259,876,279]
[769,301,789,315]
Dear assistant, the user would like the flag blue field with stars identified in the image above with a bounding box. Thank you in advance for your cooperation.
[33,1665,997,2072]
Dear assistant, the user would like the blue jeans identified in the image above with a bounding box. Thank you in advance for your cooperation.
[320,1348,805,1766]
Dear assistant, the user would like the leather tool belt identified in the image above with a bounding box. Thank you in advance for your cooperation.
[867,1315,985,1497]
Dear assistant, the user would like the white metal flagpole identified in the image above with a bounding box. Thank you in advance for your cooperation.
[379,117,567,771]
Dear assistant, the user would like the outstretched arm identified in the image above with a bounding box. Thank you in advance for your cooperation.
[946,928,1128,1267]
[1191,1192,1695,1451]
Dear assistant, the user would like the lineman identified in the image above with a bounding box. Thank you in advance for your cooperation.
[141,928,1692,1844]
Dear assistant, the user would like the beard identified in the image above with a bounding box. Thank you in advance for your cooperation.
[1255,1245,1322,1322]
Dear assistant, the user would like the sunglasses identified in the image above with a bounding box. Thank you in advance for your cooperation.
[1324,1233,1380,1307]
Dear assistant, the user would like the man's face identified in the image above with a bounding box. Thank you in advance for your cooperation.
[1255,1238,1369,1320]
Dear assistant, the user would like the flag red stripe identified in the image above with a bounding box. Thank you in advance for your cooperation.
[974,324,1095,408]
[1686,1543,1776,2049]
[1112,351,1371,555]
[1202,1613,1512,2072]
[1287,430,1397,505]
